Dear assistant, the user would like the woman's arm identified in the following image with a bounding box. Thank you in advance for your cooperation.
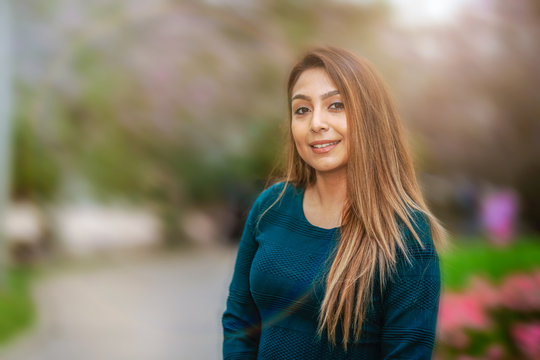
[222,199,263,360]
[381,212,441,360]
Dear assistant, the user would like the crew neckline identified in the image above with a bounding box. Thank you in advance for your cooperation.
[298,186,339,232]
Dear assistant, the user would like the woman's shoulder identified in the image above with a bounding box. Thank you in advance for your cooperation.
[397,208,436,253]
[392,208,439,278]
[259,181,288,198]
[252,181,296,207]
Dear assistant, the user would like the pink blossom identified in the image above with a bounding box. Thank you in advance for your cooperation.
[512,322,540,359]
[533,271,540,285]
[484,343,505,359]
[439,329,470,349]
[499,273,540,311]
[468,276,499,308]
[456,355,481,360]
[438,292,490,337]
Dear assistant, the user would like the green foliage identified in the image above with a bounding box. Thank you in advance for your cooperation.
[0,267,35,344]
[441,237,540,291]
[57,44,151,201]
[80,132,148,200]
[269,0,318,47]
[11,103,61,201]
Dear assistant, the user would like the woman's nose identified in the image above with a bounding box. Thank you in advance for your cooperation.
[310,109,329,133]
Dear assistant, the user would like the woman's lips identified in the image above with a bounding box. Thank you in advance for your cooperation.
[310,140,341,154]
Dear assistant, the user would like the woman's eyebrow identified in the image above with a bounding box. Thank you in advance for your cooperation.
[321,90,339,100]
[291,90,340,102]
[291,93,310,101]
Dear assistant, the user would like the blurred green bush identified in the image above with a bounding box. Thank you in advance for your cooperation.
[441,237,540,291]
[0,268,35,345]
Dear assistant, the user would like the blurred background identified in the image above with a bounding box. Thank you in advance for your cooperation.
[0,0,539,359]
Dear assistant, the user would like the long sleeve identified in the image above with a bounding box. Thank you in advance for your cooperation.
[222,199,263,360]
[381,212,441,360]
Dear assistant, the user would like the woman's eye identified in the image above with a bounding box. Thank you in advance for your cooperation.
[329,102,344,111]
[294,107,310,115]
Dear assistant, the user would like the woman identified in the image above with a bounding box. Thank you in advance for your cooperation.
[222,46,447,359]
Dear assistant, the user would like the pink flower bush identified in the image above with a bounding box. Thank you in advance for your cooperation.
[437,284,492,351]
[468,276,500,308]
[438,292,490,334]
[484,344,505,359]
[512,322,540,360]
[437,270,540,359]
[438,276,498,343]
[499,273,540,312]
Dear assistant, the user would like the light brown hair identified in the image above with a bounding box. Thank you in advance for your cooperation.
[275,46,448,348]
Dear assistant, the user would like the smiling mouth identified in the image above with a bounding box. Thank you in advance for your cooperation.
[310,140,340,149]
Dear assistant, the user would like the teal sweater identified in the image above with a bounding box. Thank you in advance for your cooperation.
[222,183,440,359]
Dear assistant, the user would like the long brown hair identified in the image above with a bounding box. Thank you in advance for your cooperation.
[273,46,448,348]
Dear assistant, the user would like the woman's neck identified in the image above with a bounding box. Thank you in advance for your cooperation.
[303,170,347,229]
[311,171,347,208]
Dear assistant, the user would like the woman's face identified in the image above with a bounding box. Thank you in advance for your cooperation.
[290,68,348,176]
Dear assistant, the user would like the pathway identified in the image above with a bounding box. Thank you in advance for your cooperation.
[0,247,238,360]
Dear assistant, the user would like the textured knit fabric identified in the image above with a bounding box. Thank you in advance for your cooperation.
[222,182,441,360]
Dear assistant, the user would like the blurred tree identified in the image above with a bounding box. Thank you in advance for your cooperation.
[385,0,540,232]
[11,86,61,202]
[11,0,392,243]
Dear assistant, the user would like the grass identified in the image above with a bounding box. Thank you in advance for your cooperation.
[0,267,35,345]
[440,235,540,291]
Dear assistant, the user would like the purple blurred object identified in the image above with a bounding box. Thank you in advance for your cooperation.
[480,188,519,246]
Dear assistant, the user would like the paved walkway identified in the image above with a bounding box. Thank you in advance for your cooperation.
[0,247,238,360]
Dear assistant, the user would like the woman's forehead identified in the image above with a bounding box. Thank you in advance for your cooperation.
[291,68,338,99]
